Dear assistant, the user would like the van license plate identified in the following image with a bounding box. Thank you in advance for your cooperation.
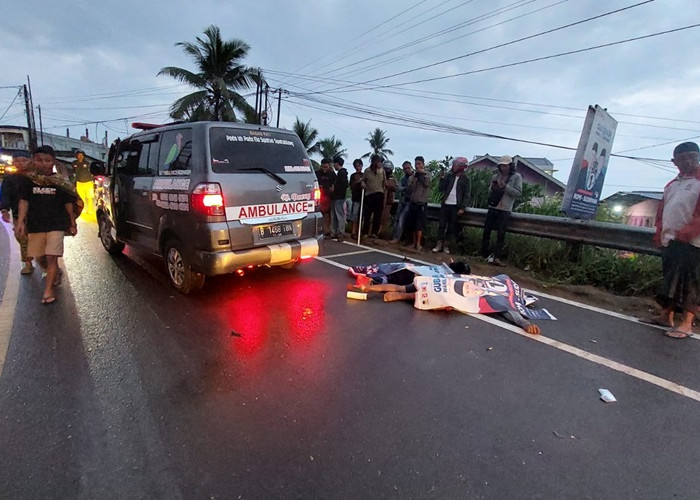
[258,223,294,239]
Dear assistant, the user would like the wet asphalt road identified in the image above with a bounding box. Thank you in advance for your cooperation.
[1,218,700,499]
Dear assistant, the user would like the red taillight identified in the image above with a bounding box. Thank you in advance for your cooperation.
[313,188,321,206]
[191,183,225,216]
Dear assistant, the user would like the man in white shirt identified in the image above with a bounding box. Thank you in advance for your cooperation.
[649,141,700,338]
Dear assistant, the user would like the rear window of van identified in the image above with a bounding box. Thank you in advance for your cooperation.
[209,127,312,174]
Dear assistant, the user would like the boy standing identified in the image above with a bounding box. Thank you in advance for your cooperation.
[17,146,78,304]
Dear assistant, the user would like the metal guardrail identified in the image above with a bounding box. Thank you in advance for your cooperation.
[422,204,659,256]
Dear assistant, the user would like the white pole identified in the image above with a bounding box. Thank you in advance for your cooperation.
[356,188,365,245]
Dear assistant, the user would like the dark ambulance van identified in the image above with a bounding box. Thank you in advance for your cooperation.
[91,122,322,293]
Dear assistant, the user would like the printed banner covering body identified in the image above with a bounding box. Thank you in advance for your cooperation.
[412,274,556,320]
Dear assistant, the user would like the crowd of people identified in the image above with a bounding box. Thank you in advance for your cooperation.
[316,153,522,265]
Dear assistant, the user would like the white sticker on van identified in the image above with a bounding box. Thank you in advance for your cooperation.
[280,193,312,202]
[226,201,315,221]
[153,178,191,191]
[284,165,311,173]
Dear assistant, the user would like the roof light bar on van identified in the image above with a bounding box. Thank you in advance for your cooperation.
[191,183,225,216]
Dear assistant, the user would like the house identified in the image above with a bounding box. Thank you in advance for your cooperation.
[0,125,108,174]
[602,191,663,228]
[469,154,566,197]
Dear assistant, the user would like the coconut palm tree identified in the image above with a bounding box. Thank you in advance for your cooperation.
[317,136,347,160]
[158,25,260,122]
[292,118,320,155]
[361,128,394,159]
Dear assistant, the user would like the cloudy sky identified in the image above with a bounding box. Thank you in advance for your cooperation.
[3,0,699,197]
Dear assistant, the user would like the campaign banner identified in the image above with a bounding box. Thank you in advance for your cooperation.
[561,105,618,219]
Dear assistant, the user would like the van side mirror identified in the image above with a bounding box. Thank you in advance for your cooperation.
[90,161,106,176]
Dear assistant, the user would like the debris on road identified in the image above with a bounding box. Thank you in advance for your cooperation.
[346,290,368,300]
[598,388,617,403]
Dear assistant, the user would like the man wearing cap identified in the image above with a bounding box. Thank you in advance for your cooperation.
[481,155,522,266]
[433,156,471,254]
[648,141,700,339]
[72,150,94,214]
[1,151,35,274]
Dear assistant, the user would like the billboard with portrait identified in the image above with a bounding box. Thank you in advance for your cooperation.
[561,105,617,219]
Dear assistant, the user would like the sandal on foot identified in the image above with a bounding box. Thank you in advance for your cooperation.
[41,296,57,305]
[663,329,692,339]
[53,269,63,286]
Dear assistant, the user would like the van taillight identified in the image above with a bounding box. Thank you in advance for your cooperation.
[192,183,225,216]
[313,188,321,206]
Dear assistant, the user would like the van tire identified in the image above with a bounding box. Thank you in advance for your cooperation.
[165,239,204,294]
[98,214,124,255]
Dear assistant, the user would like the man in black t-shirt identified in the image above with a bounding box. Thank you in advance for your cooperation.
[349,159,364,239]
[17,146,78,305]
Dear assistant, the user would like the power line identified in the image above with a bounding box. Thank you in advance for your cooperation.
[320,22,700,94]
[330,0,548,80]
[302,0,657,95]
[288,0,432,76]
[310,0,479,78]
[287,92,672,162]
[0,88,22,121]
[269,74,700,135]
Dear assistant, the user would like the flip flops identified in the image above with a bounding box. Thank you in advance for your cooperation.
[41,296,57,305]
[663,329,693,339]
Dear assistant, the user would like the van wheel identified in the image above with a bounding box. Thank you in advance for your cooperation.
[165,239,204,294]
[98,214,124,255]
[280,259,299,270]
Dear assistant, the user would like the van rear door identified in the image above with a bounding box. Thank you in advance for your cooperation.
[208,127,319,249]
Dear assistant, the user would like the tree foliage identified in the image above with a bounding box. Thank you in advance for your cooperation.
[317,136,347,160]
[292,117,320,155]
[158,25,260,122]
[361,128,394,159]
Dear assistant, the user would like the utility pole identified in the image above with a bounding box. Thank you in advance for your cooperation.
[37,105,44,145]
[276,87,282,127]
[263,84,269,126]
[26,76,37,151]
[23,84,37,151]
[254,72,260,123]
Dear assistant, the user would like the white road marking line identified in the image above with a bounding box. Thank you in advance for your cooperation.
[337,241,700,340]
[321,244,700,403]
[315,256,353,271]
[322,249,374,259]
[0,222,20,379]
[473,314,700,403]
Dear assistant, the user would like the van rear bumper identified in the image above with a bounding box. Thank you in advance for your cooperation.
[191,236,321,275]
